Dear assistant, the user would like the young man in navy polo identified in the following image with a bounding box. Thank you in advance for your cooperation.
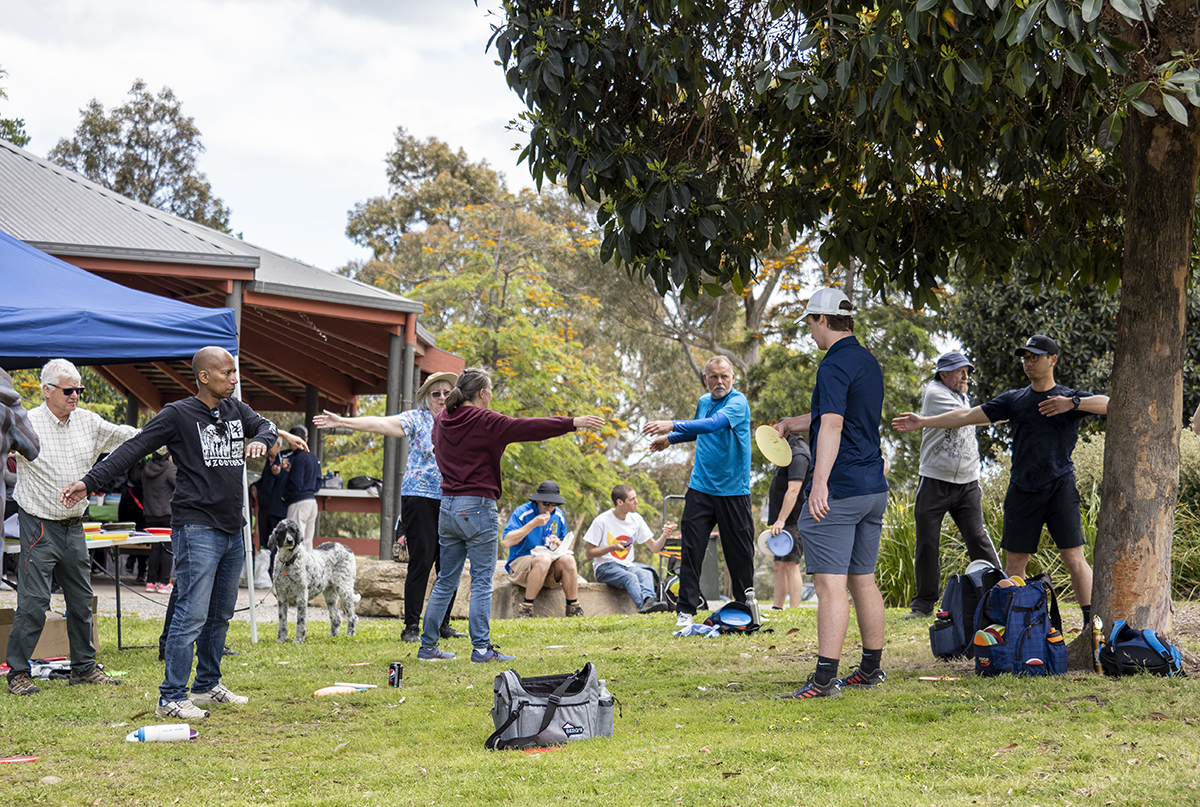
[894,334,1109,631]
[775,288,890,699]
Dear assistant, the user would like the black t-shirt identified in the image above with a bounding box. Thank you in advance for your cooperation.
[83,397,277,534]
[768,435,812,528]
[980,384,1094,493]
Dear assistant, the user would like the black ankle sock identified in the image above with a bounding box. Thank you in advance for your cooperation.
[860,648,883,674]
[1082,604,1092,626]
[814,656,839,686]
[566,598,578,605]
[523,598,535,606]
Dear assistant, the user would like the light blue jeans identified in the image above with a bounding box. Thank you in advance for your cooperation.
[422,496,499,652]
[594,561,655,607]
[160,524,243,702]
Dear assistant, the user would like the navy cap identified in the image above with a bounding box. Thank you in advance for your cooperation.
[1014,334,1059,357]
[935,352,974,374]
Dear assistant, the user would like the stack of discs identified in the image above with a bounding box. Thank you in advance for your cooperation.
[973,624,1006,646]
[82,522,102,541]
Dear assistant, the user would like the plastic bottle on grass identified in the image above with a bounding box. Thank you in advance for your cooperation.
[126,724,197,742]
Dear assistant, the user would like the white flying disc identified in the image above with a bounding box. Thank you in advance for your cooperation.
[755,425,792,466]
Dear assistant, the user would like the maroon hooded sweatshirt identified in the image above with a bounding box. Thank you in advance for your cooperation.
[433,406,576,500]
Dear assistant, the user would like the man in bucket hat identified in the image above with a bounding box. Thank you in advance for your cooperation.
[503,480,584,617]
[894,334,1109,630]
[904,351,1002,620]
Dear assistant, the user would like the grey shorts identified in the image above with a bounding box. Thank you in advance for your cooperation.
[799,492,889,575]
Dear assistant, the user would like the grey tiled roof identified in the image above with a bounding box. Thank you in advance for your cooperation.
[0,139,425,320]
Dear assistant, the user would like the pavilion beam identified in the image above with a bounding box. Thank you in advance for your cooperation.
[242,321,382,386]
[238,368,298,405]
[239,345,356,404]
[98,364,163,411]
[152,362,196,395]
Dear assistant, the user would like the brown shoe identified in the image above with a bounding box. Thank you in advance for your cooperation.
[565,602,584,618]
[516,602,534,619]
[68,667,122,686]
[7,672,40,696]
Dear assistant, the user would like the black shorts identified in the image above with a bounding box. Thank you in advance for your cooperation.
[1000,474,1084,554]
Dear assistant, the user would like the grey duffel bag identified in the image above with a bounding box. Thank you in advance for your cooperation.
[486,662,615,750]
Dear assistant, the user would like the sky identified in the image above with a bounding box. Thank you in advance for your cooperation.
[0,0,530,272]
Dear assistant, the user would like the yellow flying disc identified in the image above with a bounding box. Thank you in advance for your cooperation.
[314,685,358,697]
[755,425,792,466]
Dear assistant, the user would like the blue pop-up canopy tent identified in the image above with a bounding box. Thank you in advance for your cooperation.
[0,229,238,369]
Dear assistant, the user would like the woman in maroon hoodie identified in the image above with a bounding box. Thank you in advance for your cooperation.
[418,368,603,662]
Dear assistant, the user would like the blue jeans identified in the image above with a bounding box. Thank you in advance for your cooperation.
[422,496,498,652]
[594,561,655,607]
[161,524,243,702]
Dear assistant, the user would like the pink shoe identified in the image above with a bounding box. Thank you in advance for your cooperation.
[146,583,157,592]
[157,583,173,595]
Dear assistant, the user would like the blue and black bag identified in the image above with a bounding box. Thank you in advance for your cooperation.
[972,575,1068,677]
[1098,620,1185,678]
[930,562,1005,660]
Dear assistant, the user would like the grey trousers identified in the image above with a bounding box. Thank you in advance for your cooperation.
[5,508,98,676]
[910,478,1001,613]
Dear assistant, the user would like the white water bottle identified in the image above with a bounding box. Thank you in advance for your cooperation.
[126,724,194,742]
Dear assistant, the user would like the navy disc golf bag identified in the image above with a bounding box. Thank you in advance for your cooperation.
[486,663,615,750]
[930,562,1005,660]
[973,575,1068,677]
[702,601,761,634]
[1098,620,1185,678]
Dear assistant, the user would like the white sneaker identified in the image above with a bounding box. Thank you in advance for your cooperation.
[191,683,248,705]
[675,612,693,629]
[156,698,210,720]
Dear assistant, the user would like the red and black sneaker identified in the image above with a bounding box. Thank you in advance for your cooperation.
[837,666,886,688]
[776,673,841,700]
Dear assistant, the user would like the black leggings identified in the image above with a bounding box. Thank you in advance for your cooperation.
[400,496,455,629]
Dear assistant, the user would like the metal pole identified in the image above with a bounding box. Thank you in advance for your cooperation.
[381,333,403,559]
[226,280,257,643]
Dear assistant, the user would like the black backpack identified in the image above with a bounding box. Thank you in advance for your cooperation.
[1098,620,1185,678]
[930,561,1005,660]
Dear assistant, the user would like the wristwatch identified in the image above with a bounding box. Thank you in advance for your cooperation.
[1071,395,1081,410]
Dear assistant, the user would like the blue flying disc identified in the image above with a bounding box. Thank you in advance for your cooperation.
[767,530,794,557]
[715,606,752,627]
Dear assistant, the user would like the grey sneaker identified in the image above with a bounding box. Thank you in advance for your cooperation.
[7,672,41,696]
[837,667,886,688]
[565,602,584,618]
[192,683,248,705]
[471,645,517,663]
[156,698,210,720]
[417,646,456,661]
[776,673,842,700]
[68,667,121,686]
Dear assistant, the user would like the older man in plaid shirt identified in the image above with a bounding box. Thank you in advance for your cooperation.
[5,359,138,696]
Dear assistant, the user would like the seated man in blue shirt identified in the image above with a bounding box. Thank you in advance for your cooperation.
[503,481,583,618]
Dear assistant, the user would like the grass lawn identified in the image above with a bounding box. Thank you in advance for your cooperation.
[2,606,1198,806]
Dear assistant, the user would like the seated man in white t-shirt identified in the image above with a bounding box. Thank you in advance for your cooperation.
[584,485,675,614]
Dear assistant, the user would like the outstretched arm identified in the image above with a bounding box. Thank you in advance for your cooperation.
[312,409,406,438]
[892,406,991,432]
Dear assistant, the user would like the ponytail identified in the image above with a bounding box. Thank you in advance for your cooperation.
[445,367,492,414]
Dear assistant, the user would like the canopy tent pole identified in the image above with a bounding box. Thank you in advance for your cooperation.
[227,280,258,644]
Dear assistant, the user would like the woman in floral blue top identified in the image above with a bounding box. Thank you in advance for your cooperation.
[313,372,463,642]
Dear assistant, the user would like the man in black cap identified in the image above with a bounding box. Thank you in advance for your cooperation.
[502,481,583,618]
[894,335,1108,625]
[904,352,1002,619]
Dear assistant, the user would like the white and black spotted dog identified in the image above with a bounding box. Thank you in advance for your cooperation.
[269,519,360,643]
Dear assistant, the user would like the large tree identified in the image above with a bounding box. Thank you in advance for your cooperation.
[0,67,29,148]
[492,0,1198,651]
[49,79,230,231]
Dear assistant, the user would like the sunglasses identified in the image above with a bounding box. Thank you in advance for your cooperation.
[50,384,85,397]
[429,391,450,398]
[209,410,227,436]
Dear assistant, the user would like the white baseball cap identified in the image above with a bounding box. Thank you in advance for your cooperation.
[797,287,852,322]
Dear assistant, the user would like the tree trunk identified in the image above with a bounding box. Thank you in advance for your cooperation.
[1082,111,1200,667]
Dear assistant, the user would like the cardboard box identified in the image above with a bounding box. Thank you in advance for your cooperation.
[0,596,99,659]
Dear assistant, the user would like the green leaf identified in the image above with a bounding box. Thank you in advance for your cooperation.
[1163,92,1189,125]
[836,59,851,89]
[698,217,717,241]
[943,62,957,94]
[1100,110,1122,148]
[960,59,984,85]
[1064,50,1086,75]
[915,0,939,11]
[1130,98,1157,116]
[888,59,905,86]
[701,283,726,297]
[630,203,647,233]
[951,0,974,16]
[1082,0,1103,21]
[1014,0,1047,42]
[1046,0,1067,27]
[1108,0,1142,20]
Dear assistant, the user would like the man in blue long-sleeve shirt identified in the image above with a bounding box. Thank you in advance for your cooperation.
[644,356,753,629]
[280,425,320,549]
